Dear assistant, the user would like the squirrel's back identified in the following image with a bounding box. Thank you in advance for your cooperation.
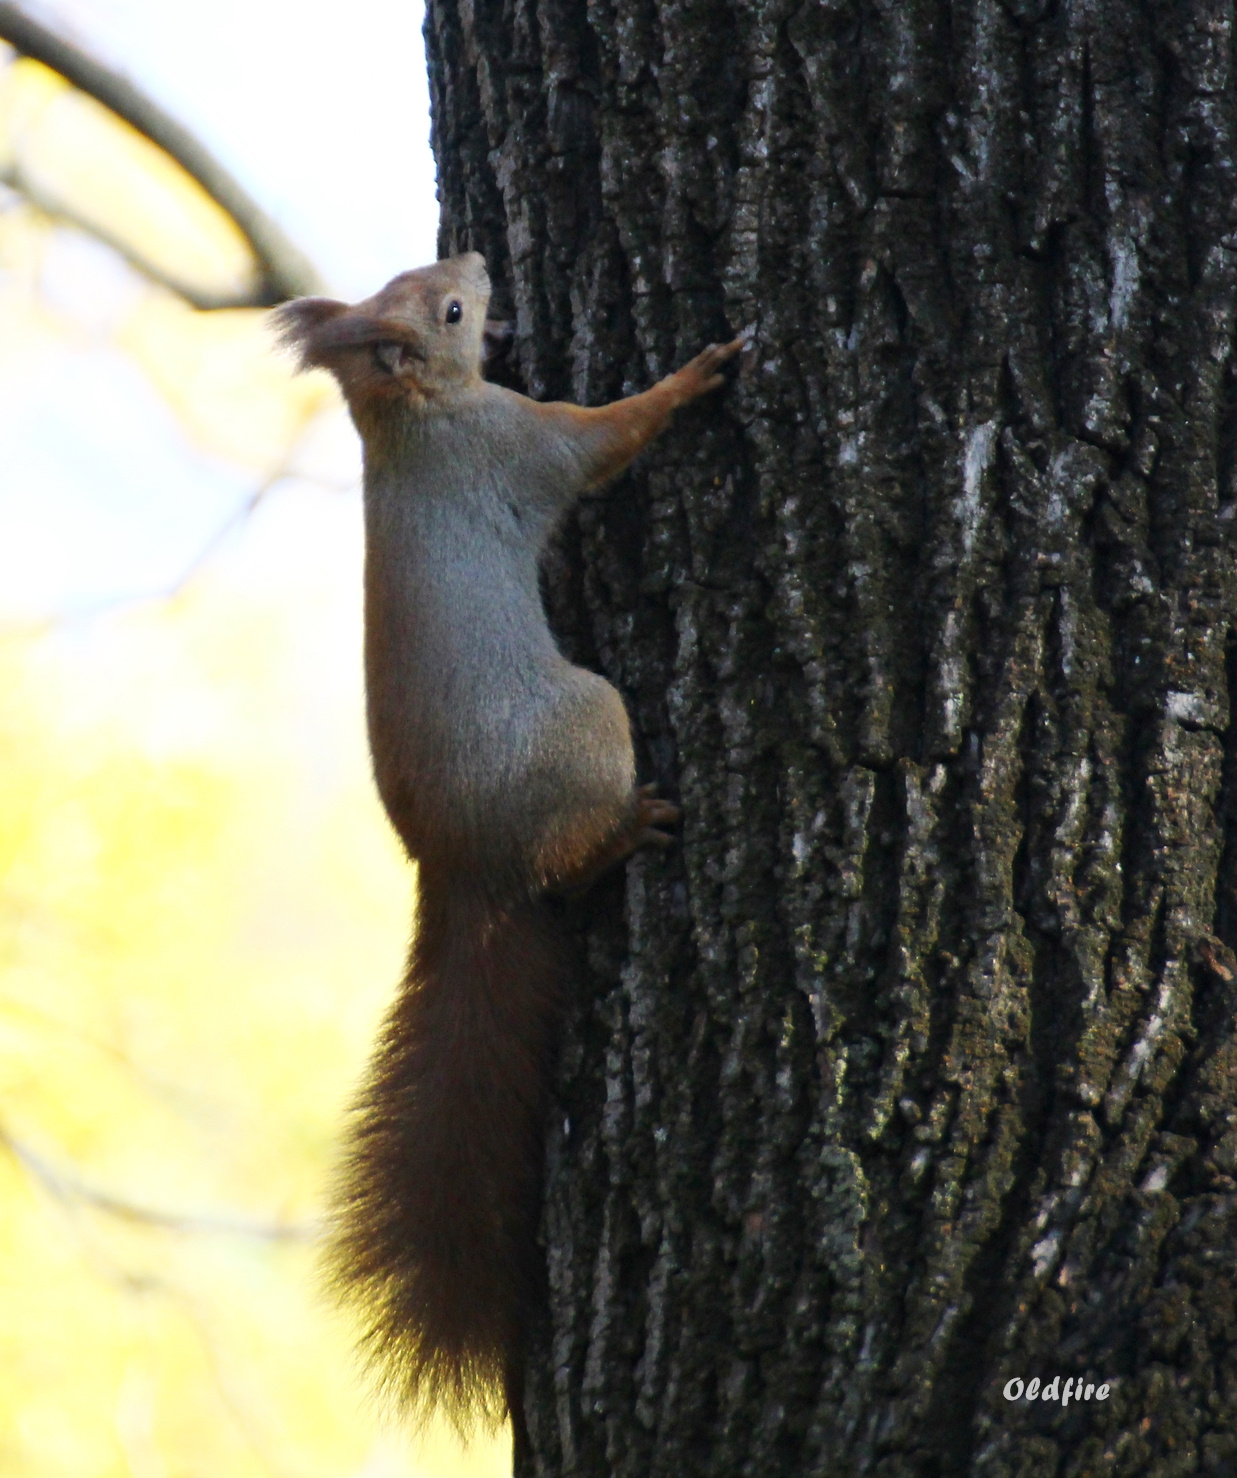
[361,384,636,881]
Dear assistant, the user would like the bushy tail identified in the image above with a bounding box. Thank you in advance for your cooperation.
[327,875,565,1430]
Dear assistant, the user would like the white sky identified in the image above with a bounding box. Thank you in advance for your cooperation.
[1,0,440,620]
[37,0,439,294]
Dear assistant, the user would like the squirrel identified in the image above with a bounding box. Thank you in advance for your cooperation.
[273,252,743,1432]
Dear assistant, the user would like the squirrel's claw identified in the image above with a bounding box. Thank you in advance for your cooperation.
[553,786,681,896]
[634,783,682,840]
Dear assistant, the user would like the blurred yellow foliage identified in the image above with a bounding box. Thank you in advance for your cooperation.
[0,44,509,1473]
[0,538,511,1477]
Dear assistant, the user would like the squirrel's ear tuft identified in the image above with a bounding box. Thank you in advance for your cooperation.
[454,251,491,300]
[270,296,349,370]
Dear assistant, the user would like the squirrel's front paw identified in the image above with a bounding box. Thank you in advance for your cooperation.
[674,334,748,401]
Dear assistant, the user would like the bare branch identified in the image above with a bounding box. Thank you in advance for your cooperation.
[0,991,238,1122]
[0,162,271,310]
[0,3,323,305]
[0,1121,318,1243]
[0,453,356,639]
[162,468,294,591]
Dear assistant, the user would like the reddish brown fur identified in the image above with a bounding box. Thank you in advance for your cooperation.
[526,355,736,489]
[330,872,564,1427]
[273,255,742,1434]
[330,800,677,1433]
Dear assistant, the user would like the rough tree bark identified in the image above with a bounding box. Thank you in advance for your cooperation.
[425,0,1237,1473]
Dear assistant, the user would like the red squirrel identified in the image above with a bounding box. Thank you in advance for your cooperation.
[274,253,743,1430]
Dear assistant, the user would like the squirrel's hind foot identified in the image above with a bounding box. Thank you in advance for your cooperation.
[633,782,681,848]
[553,784,681,896]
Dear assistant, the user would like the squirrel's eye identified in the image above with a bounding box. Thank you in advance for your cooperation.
[445,300,463,325]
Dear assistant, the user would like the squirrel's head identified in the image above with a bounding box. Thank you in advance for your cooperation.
[272,253,494,416]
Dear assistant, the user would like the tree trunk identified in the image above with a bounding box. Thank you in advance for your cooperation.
[424,0,1237,1472]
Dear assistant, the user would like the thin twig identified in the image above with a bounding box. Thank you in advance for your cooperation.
[0,1122,318,1242]
[0,459,357,640]
[0,990,233,1123]
[164,469,292,593]
[0,3,323,305]
[1,161,266,310]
